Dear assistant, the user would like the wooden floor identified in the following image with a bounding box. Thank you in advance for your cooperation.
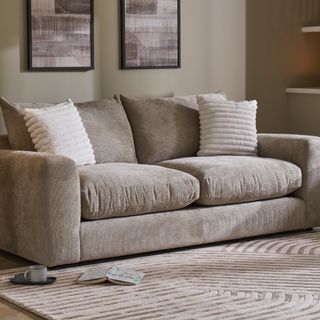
[0,251,43,320]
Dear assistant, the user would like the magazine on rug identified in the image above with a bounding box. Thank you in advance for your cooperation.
[77,266,145,285]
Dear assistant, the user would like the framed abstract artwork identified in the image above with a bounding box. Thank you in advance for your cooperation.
[120,0,181,69]
[27,0,94,71]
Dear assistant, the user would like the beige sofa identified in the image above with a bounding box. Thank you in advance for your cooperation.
[0,95,320,267]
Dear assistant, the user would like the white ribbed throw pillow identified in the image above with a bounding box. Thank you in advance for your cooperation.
[23,100,96,166]
[197,95,258,156]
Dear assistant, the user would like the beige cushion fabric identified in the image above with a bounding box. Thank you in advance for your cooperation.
[79,163,200,220]
[0,97,137,164]
[0,149,81,267]
[160,156,302,206]
[80,197,305,262]
[258,134,320,228]
[76,99,137,164]
[198,95,258,156]
[0,135,11,150]
[120,93,226,164]
[0,97,50,150]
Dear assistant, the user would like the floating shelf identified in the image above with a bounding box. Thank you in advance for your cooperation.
[287,27,320,95]
[286,88,320,95]
[301,26,320,33]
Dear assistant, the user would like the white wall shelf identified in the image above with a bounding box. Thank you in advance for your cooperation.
[286,88,320,95]
[286,26,320,135]
[287,27,320,95]
[301,26,320,33]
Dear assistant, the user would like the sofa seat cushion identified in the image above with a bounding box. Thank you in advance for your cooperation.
[159,156,302,206]
[79,163,200,220]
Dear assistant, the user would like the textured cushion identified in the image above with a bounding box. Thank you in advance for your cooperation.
[0,97,50,151]
[120,93,226,164]
[0,135,10,150]
[0,97,137,164]
[198,95,258,156]
[23,100,96,166]
[75,99,137,164]
[160,156,302,206]
[79,163,200,220]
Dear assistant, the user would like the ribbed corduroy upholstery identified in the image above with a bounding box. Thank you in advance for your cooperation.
[0,123,320,267]
[79,163,200,220]
[197,95,258,156]
[120,93,226,164]
[75,99,137,164]
[120,95,200,164]
[258,134,320,227]
[160,156,302,206]
[80,197,305,262]
[0,97,138,164]
[0,150,81,267]
[0,97,51,151]
[0,135,10,150]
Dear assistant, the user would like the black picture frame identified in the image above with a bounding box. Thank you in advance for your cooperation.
[27,0,94,71]
[120,0,181,70]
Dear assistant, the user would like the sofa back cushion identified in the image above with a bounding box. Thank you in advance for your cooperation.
[0,97,137,164]
[0,98,50,151]
[120,93,226,164]
[197,95,258,156]
[76,99,137,164]
[0,135,11,150]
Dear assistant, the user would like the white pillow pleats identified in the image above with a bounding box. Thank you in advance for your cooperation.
[23,100,96,166]
[197,95,258,156]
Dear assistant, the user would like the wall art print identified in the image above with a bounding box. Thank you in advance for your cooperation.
[121,0,181,69]
[27,0,94,71]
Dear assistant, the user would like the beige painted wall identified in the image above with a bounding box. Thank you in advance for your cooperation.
[0,0,101,133]
[287,93,320,135]
[0,0,246,134]
[247,0,320,133]
[98,0,246,99]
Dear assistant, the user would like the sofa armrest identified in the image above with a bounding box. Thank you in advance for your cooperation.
[0,150,81,267]
[258,134,320,227]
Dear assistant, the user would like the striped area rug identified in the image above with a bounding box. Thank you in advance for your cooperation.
[1,230,320,319]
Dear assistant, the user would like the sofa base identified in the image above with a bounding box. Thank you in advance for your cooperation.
[80,197,305,262]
